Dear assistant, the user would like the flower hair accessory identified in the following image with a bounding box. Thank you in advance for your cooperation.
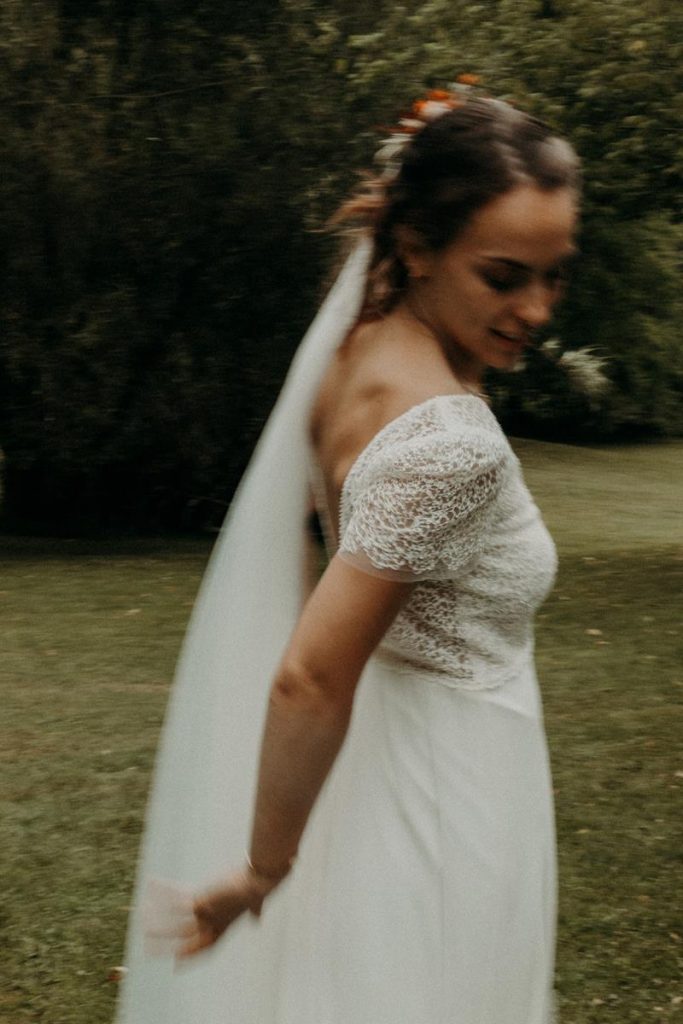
[375,74,484,178]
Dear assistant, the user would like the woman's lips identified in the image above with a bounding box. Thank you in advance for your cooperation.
[490,328,529,349]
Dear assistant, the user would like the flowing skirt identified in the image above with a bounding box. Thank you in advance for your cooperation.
[117,655,556,1024]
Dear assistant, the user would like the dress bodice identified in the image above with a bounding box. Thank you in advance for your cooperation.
[320,394,557,691]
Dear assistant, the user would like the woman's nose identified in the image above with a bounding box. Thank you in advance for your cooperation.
[512,282,556,328]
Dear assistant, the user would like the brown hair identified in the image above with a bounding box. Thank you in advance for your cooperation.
[333,97,580,317]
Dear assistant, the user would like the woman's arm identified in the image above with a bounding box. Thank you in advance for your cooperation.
[176,555,412,957]
[249,553,412,877]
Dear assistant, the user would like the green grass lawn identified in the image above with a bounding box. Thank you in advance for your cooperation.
[1,442,681,1023]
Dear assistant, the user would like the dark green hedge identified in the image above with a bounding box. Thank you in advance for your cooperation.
[0,0,680,531]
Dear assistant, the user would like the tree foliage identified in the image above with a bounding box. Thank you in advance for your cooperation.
[0,0,680,531]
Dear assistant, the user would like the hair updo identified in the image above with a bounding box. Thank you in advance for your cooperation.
[334,96,580,317]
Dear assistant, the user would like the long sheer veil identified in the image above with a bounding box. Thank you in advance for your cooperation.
[116,237,371,1021]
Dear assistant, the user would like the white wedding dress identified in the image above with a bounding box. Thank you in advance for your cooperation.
[117,241,558,1023]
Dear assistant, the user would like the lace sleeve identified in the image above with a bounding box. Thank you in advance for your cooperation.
[337,401,510,582]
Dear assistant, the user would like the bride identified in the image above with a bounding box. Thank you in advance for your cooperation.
[117,86,580,1023]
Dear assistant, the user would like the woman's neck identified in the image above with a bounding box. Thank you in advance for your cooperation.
[392,301,486,395]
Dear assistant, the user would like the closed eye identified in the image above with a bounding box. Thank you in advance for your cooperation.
[481,257,577,294]
[481,271,528,293]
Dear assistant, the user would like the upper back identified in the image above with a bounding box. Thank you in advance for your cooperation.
[309,317,469,532]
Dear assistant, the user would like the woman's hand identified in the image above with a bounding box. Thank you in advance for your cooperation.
[175,868,275,960]
[143,869,278,962]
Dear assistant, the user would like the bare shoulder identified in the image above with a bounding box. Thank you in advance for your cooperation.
[311,317,467,500]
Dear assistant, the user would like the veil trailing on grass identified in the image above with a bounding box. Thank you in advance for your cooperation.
[116,237,371,1021]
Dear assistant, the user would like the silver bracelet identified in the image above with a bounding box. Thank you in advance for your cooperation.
[245,852,295,883]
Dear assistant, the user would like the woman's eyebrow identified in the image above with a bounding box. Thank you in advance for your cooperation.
[481,257,532,271]
[480,250,581,271]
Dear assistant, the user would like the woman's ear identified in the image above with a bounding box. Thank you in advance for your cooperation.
[394,226,433,280]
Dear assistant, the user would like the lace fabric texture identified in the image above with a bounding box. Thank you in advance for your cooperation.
[338,395,558,689]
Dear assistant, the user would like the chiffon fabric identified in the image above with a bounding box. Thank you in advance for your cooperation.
[117,240,559,1023]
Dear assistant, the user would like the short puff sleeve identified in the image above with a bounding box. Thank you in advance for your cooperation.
[337,401,510,581]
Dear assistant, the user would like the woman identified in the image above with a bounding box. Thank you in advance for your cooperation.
[118,90,580,1023]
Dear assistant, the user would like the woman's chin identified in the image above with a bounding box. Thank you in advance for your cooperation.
[487,349,527,372]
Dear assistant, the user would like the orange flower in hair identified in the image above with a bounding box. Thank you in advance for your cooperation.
[375,77,484,178]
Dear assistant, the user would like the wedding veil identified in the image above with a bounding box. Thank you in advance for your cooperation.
[117,237,371,1020]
